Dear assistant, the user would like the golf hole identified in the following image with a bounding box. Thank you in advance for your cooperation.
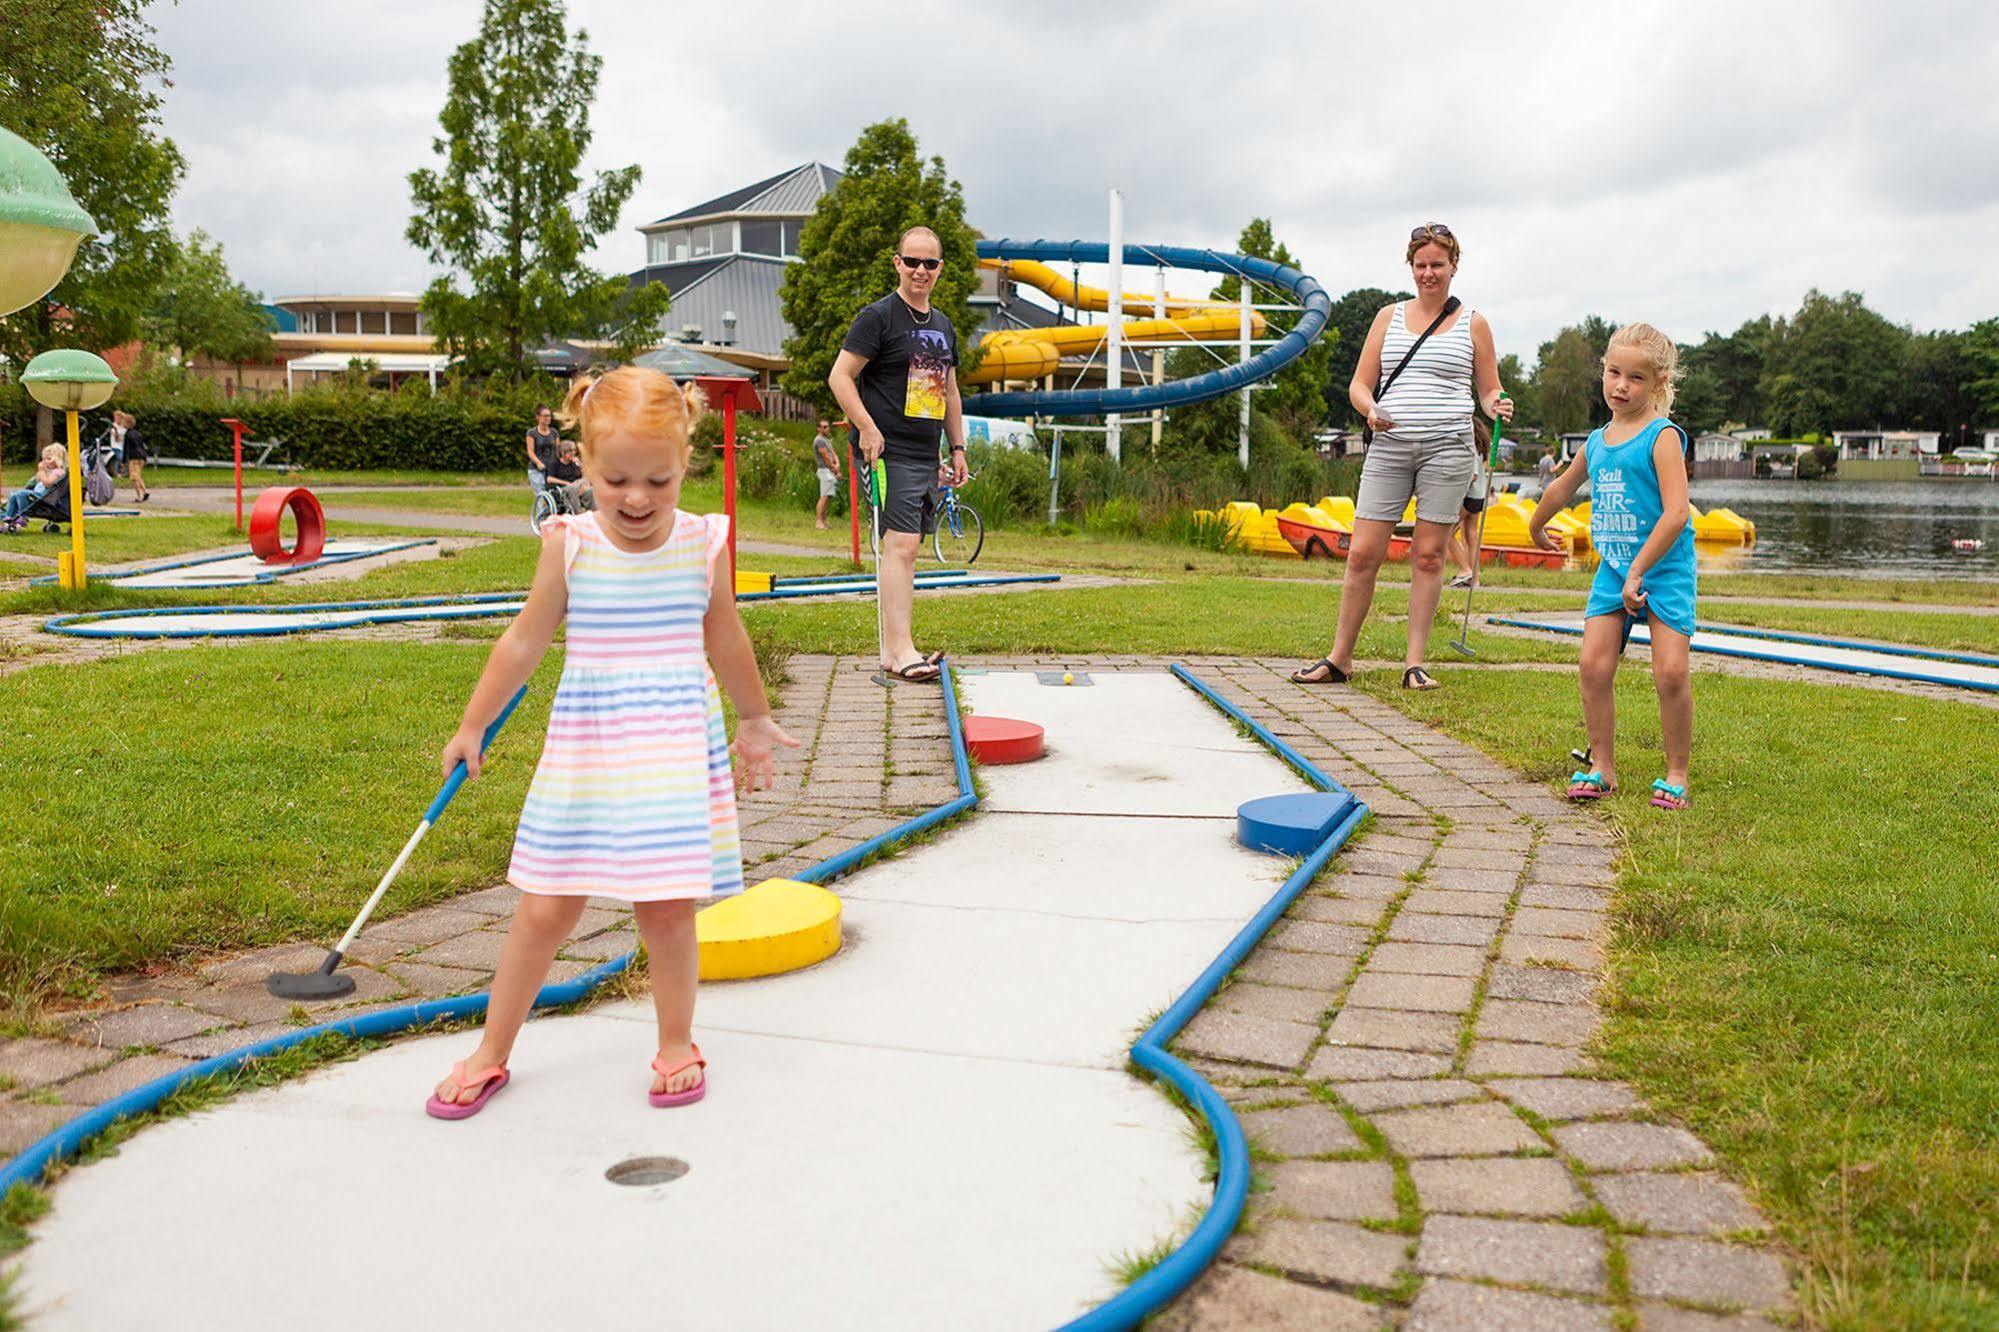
[606,1155,689,1187]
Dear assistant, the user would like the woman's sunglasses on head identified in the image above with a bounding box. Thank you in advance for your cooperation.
[1410,223,1453,241]
[897,255,942,271]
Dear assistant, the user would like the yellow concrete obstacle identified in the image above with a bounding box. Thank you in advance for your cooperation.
[734,569,775,594]
[696,877,842,980]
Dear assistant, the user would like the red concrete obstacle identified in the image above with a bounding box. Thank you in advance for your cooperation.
[248,486,327,565]
[964,715,1045,765]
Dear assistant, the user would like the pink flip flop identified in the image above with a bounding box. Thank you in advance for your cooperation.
[649,1045,707,1108]
[425,1060,510,1120]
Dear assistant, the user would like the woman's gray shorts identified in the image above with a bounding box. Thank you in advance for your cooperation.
[1354,431,1477,525]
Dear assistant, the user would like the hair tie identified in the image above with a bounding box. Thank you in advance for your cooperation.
[583,377,600,402]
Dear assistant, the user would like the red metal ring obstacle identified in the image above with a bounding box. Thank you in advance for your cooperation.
[248,486,327,565]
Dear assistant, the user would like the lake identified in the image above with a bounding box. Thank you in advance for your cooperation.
[1682,479,1999,579]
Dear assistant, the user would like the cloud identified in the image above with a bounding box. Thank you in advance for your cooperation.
[142,0,1999,362]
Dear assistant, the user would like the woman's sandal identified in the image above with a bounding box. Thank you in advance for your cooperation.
[1289,656,1349,685]
[1650,779,1690,811]
[424,1060,510,1120]
[1402,666,1441,691]
[649,1045,707,1108]
[1567,771,1615,801]
[884,658,942,683]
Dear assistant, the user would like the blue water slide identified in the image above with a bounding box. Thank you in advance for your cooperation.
[971,240,1331,418]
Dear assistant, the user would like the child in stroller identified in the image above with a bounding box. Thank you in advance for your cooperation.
[528,438,593,534]
[2,446,72,533]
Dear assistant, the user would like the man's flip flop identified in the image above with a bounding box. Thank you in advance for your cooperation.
[1290,656,1349,685]
[649,1046,707,1108]
[1650,779,1690,810]
[884,659,942,683]
[1567,771,1615,801]
[425,1060,509,1120]
[1402,666,1441,691]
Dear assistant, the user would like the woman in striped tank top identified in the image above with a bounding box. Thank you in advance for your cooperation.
[426,367,799,1120]
[1292,224,1514,690]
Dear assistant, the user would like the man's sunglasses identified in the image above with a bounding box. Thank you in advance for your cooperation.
[897,255,942,271]
[1411,223,1453,241]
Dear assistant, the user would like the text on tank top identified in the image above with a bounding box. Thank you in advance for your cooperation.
[1376,302,1475,440]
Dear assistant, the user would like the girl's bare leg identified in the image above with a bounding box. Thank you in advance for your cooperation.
[434,892,586,1103]
[1578,615,1625,787]
[633,899,702,1094]
[1327,519,1396,673]
[1648,623,1693,787]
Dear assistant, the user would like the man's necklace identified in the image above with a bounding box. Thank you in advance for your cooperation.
[902,295,931,325]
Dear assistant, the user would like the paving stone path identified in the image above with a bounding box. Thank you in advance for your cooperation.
[0,653,1796,1329]
[1149,657,1796,1331]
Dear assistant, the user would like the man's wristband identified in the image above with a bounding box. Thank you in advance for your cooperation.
[949,444,966,453]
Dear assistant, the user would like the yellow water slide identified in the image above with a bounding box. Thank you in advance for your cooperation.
[965,258,1267,385]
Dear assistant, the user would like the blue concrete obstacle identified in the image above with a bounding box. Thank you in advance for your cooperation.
[1237,791,1359,857]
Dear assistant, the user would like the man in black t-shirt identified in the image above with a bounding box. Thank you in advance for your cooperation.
[828,224,968,683]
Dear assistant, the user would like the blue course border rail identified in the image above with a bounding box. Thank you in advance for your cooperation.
[0,660,1364,1332]
[29,539,436,588]
[971,241,1331,418]
[1047,665,1370,1331]
[41,574,1062,640]
[1489,616,1999,695]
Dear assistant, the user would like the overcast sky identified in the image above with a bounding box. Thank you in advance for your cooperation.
[150,0,1999,362]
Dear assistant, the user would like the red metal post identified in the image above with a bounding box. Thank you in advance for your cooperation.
[849,450,861,564]
[220,417,247,531]
[721,391,738,583]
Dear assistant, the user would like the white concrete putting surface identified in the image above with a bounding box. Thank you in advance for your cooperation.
[112,538,437,588]
[18,670,1317,1330]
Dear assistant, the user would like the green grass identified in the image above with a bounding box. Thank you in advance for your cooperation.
[0,641,561,1003]
[322,486,527,517]
[1358,668,1999,1329]
[137,465,520,489]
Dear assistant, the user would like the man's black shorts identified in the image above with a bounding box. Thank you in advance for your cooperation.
[854,445,940,537]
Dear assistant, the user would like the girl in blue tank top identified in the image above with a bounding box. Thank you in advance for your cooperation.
[1529,323,1696,811]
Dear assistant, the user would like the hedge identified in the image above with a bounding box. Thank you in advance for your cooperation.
[0,381,575,472]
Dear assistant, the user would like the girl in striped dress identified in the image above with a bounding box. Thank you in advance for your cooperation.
[427,367,798,1120]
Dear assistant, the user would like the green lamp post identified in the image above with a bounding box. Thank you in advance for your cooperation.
[2,125,106,590]
[0,125,97,317]
[22,350,118,588]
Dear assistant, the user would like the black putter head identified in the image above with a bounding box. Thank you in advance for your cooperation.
[265,952,356,1000]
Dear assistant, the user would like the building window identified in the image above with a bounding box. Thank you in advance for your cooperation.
[742,220,782,257]
[391,311,417,335]
[782,219,803,257]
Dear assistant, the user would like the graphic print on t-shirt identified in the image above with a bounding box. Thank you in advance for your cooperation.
[903,326,951,421]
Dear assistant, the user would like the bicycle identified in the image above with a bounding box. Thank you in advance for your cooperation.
[932,479,984,565]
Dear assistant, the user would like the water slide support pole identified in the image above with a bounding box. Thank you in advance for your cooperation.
[1106,187,1123,465]
[1152,265,1166,457]
[1238,282,1252,470]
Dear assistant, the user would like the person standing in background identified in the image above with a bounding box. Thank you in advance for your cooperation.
[811,419,841,530]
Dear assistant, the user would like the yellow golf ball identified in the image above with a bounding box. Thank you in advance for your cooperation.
[1062,672,1074,685]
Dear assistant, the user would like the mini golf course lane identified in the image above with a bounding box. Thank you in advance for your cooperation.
[16,670,1319,1331]
[1492,615,1999,694]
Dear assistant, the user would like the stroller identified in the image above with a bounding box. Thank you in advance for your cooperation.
[2,433,118,533]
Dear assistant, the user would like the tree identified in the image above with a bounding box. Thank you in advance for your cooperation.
[779,119,979,409]
[1968,318,1999,427]
[406,0,669,380]
[1532,327,1602,436]
[145,230,274,374]
[1895,329,1979,443]
[1758,290,1904,436]
[1204,218,1333,443]
[0,0,184,441]
[1322,287,1411,425]
[1496,352,1536,432]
